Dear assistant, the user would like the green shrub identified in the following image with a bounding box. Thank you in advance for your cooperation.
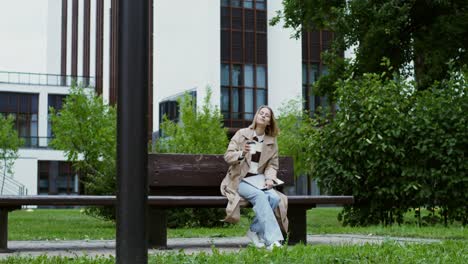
[311,68,467,226]
[154,88,229,228]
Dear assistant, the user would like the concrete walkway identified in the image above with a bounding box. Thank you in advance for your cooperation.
[0,235,441,258]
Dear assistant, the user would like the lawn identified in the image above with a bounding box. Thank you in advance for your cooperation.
[8,208,468,241]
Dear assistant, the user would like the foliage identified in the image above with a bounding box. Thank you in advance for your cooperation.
[50,84,116,219]
[403,69,468,225]
[153,88,229,228]
[0,114,23,195]
[276,99,318,177]
[310,68,468,226]
[155,89,228,154]
[272,0,468,91]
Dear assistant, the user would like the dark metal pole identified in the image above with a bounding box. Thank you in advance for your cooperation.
[116,0,148,263]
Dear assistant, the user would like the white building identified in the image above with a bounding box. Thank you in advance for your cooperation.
[0,0,342,196]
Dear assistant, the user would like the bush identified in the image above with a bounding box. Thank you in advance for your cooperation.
[311,68,467,226]
[154,88,229,228]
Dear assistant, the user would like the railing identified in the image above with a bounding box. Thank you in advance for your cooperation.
[20,136,55,149]
[0,175,28,195]
[0,71,96,88]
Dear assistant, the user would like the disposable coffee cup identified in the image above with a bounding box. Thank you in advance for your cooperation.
[247,141,256,154]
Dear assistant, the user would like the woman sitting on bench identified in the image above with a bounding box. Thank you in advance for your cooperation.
[220,105,288,250]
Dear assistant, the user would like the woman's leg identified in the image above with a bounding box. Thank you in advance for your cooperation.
[238,182,284,245]
[250,189,281,239]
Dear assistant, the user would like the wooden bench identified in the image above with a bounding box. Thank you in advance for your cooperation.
[0,153,354,252]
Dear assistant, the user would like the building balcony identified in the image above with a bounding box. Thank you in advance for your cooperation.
[0,71,95,88]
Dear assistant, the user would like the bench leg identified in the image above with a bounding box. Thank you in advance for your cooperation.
[0,208,11,253]
[148,207,167,249]
[287,206,312,245]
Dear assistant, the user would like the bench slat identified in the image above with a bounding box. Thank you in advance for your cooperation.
[148,154,295,188]
[0,195,354,207]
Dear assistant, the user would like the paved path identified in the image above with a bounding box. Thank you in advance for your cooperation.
[0,235,441,258]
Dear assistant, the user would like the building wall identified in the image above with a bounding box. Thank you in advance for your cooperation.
[153,0,221,131]
[0,1,48,73]
[266,0,303,113]
[46,0,62,75]
[13,149,69,195]
[0,82,90,195]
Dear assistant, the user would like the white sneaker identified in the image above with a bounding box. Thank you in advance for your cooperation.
[246,230,265,248]
[267,241,282,251]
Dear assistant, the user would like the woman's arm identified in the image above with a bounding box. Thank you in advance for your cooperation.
[224,130,245,165]
[264,141,279,181]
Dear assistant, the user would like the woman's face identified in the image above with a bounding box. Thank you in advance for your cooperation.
[255,107,271,127]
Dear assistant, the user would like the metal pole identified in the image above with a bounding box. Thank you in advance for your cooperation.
[116,0,148,263]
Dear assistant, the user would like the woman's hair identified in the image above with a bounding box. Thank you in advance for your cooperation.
[250,105,280,137]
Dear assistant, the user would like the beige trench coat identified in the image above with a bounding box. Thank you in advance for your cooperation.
[220,126,289,233]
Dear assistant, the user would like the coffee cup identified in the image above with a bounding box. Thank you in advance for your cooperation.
[247,141,256,154]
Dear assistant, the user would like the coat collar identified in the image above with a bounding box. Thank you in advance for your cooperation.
[239,126,275,145]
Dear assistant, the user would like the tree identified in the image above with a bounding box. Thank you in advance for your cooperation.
[276,99,318,178]
[50,84,117,197]
[155,88,228,154]
[272,0,468,92]
[0,115,23,195]
[154,88,229,227]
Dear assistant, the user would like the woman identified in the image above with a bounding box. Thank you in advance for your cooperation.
[220,105,288,250]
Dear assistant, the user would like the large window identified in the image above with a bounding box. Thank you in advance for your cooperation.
[38,161,80,195]
[221,0,268,128]
[302,30,335,116]
[0,92,38,147]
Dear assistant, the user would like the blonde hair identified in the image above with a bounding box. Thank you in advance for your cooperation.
[250,105,279,137]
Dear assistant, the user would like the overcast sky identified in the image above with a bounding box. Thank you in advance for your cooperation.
[0,0,48,73]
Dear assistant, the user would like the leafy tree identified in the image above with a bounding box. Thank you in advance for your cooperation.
[50,84,116,218]
[0,115,23,195]
[276,99,318,178]
[155,89,228,154]
[154,88,229,227]
[272,0,468,92]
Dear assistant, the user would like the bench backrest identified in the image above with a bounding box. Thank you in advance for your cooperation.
[148,153,294,196]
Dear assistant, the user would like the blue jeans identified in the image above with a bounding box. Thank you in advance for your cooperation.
[238,181,284,245]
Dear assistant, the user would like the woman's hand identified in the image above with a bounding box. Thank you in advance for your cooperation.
[265,179,274,189]
[242,143,251,155]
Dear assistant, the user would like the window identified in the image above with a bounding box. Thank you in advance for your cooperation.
[256,0,265,10]
[220,64,267,124]
[220,0,268,128]
[48,94,67,144]
[302,30,336,116]
[38,161,80,195]
[159,100,179,124]
[0,92,38,147]
[243,0,253,8]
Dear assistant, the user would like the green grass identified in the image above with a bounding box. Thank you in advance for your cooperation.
[8,208,468,241]
[1,241,467,263]
[9,209,115,240]
[307,208,468,240]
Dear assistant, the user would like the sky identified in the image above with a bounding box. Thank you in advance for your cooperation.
[0,0,48,73]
